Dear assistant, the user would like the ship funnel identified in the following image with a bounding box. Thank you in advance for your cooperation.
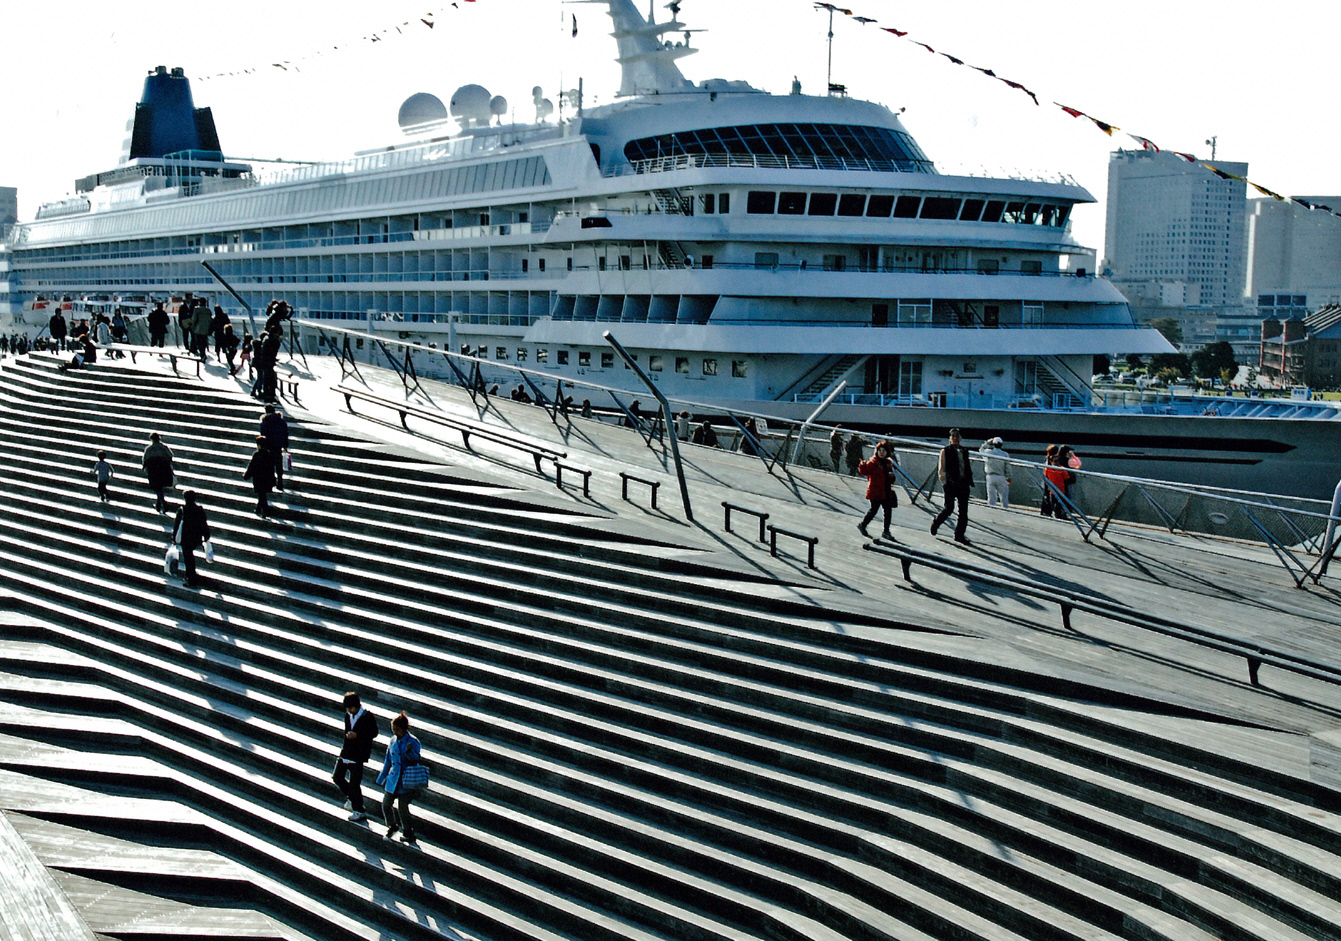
[124,67,222,162]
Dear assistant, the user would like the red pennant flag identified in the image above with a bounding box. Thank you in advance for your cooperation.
[1129,134,1160,152]
[882,27,907,36]
[1170,151,1197,162]
[999,79,1039,106]
[1058,104,1084,118]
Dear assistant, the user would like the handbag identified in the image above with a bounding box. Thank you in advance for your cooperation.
[400,762,429,790]
[164,544,180,574]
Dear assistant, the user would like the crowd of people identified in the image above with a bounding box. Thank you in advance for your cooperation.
[7,295,295,402]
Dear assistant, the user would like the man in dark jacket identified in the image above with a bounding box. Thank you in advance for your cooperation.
[48,310,68,351]
[172,490,211,588]
[930,427,974,544]
[333,691,380,822]
[259,404,289,490]
[147,302,170,348]
[243,435,276,518]
[142,433,175,513]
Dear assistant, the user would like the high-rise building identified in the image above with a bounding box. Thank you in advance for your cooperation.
[1103,149,1248,310]
[1246,196,1341,314]
[0,187,16,230]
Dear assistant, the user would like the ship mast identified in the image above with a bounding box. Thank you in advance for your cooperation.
[576,0,697,97]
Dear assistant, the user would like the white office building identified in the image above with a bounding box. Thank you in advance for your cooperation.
[1103,149,1248,311]
[1246,196,1341,316]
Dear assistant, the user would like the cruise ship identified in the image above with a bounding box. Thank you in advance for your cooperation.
[2,0,1338,498]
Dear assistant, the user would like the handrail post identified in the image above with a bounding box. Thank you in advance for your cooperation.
[790,380,847,464]
[603,331,693,521]
[200,260,257,336]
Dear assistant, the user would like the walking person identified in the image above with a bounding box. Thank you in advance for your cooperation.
[171,491,211,589]
[333,692,379,823]
[219,324,239,375]
[243,436,277,518]
[190,298,213,359]
[48,308,68,352]
[259,404,290,490]
[147,301,169,348]
[857,441,899,539]
[377,712,424,845]
[110,310,128,357]
[829,426,844,474]
[258,329,283,402]
[979,436,1011,509]
[92,450,115,503]
[1041,445,1076,519]
[176,295,194,351]
[844,433,864,476]
[238,332,254,380]
[212,306,231,362]
[142,433,175,513]
[930,428,974,545]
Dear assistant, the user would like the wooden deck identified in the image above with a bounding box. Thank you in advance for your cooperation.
[0,349,1338,940]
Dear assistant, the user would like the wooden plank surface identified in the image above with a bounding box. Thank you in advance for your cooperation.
[0,806,99,941]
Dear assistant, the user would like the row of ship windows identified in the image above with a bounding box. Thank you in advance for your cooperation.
[743,191,1071,226]
[487,346,749,377]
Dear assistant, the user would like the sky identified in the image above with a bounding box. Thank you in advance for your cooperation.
[3,0,1337,255]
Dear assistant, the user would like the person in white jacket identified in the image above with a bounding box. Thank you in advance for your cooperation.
[979,437,1011,509]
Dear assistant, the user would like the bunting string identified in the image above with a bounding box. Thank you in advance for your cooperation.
[195,3,474,80]
[812,2,1337,218]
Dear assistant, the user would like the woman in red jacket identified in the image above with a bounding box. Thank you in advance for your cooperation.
[857,441,900,538]
[1041,445,1074,518]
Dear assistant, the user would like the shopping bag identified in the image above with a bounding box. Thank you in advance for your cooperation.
[283,451,293,472]
[164,544,180,574]
[203,540,215,564]
[401,763,429,790]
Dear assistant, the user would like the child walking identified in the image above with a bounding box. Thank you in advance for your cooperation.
[92,450,114,502]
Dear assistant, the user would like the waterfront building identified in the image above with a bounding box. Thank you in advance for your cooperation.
[1247,196,1341,312]
[1260,303,1341,388]
[1103,149,1248,310]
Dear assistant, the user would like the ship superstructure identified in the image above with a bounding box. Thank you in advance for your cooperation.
[2,0,1338,496]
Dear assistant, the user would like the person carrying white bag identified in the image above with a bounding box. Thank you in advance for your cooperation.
[169,491,212,589]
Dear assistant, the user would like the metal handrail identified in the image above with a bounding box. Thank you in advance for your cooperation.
[298,320,1341,586]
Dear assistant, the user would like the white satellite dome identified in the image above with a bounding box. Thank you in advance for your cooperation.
[450,84,492,127]
[397,93,449,132]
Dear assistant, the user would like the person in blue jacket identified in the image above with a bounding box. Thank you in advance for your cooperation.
[376,712,423,844]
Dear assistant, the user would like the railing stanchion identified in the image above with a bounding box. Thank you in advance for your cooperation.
[604,331,693,522]
[789,380,848,465]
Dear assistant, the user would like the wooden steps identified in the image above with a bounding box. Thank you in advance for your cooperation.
[0,354,1337,941]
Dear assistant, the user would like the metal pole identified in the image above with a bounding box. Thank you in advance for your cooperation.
[200,261,256,334]
[790,380,847,464]
[603,331,693,521]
